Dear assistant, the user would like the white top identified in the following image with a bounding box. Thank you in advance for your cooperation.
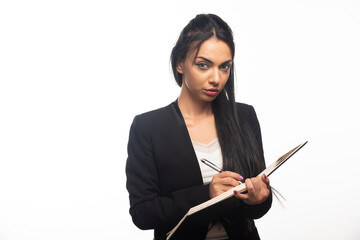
[192,138,223,184]
[192,138,228,240]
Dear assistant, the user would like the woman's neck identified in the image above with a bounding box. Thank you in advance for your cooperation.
[177,88,217,144]
[177,92,212,118]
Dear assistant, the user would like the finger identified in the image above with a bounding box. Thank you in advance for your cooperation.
[217,176,241,188]
[253,176,269,195]
[234,177,270,204]
[218,171,244,182]
[261,174,270,189]
[233,179,253,200]
[233,189,248,200]
[245,178,255,197]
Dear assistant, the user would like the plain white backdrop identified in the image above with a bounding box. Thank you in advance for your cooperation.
[1,0,359,239]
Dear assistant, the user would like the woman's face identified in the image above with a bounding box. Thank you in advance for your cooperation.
[177,37,232,102]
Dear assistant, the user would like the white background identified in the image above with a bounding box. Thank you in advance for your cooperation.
[1,0,359,239]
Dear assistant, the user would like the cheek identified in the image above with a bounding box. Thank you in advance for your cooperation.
[220,74,230,87]
[182,74,194,91]
[183,71,203,88]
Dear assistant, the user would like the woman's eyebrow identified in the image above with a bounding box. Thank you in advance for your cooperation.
[196,56,213,63]
[196,56,232,65]
[221,60,233,65]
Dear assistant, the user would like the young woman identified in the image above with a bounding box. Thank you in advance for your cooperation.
[126,14,272,240]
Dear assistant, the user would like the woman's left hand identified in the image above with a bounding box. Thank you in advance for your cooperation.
[233,174,270,205]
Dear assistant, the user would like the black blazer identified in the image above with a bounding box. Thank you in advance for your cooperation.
[126,100,272,240]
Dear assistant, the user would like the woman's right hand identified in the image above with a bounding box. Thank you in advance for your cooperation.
[209,171,243,198]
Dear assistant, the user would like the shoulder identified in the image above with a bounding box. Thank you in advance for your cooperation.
[127,101,183,149]
[130,102,177,131]
[235,102,255,112]
[134,102,174,120]
[235,102,257,120]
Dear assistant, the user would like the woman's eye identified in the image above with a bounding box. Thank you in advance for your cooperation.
[196,63,208,70]
[221,64,231,72]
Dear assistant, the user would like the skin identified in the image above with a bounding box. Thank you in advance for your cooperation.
[177,37,270,205]
[177,37,231,144]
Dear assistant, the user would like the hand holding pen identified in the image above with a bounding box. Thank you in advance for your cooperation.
[201,158,244,198]
[201,158,270,204]
[201,159,244,183]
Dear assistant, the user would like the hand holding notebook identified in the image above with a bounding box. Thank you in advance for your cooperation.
[166,141,308,240]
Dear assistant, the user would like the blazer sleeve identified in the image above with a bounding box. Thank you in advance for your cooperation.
[126,115,211,231]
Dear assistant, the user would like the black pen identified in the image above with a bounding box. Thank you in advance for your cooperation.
[201,158,244,183]
[200,158,223,172]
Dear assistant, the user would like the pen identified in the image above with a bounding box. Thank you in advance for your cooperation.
[201,158,244,183]
[200,158,223,172]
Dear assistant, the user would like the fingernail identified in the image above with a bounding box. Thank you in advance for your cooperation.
[239,175,244,181]
[264,174,267,179]
[233,190,238,194]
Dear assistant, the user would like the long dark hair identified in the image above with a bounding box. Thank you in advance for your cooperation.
[170,14,263,178]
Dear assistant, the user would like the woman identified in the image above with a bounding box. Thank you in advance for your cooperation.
[126,14,272,240]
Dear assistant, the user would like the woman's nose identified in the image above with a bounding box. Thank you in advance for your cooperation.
[209,69,220,85]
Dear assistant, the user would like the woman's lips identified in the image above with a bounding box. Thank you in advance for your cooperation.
[204,88,219,96]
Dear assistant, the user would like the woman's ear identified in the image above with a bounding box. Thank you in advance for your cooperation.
[176,63,183,74]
